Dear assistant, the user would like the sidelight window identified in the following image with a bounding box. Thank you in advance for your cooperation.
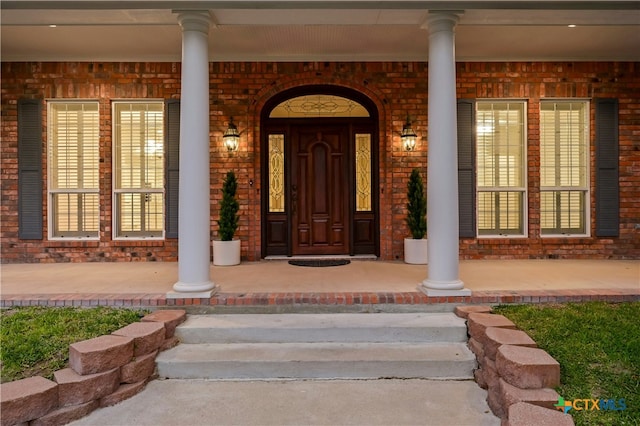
[355,133,372,211]
[268,134,285,213]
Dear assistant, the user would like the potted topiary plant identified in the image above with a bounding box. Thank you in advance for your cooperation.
[404,168,428,264]
[212,171,241,266]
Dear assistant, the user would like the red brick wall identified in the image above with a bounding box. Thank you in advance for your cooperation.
[1,61,638,263]
[456,62,640,259]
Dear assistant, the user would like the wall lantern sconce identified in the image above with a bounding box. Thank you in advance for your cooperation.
[400,115,418,151]
[401,116,417,151]
[223,117,240,152]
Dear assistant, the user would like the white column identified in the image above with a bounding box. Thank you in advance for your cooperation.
[171,11,216,296]
[421,12,470,295]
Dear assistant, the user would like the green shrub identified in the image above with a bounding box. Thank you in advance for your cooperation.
[406,168,427,239]
[217,171,239,241]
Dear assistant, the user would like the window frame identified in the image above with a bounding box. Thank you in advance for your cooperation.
[539,99,590,237]
[47,100,100,240]
[112,100,166,240]
[475,100,528,238]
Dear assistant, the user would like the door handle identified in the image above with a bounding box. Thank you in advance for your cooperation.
[291,185,297,215]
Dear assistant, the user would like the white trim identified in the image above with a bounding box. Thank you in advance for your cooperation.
[112,236,165,241]
[109,98,165,103]
[476,235,529,240]
[44,98,100,102]
[541,233,590,238]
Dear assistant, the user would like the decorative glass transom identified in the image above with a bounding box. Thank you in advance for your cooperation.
[269,95,370,118]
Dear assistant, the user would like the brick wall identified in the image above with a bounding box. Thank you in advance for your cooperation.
[1,61,638,263]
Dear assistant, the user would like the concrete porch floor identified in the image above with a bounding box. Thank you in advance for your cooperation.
[1,259,638,310]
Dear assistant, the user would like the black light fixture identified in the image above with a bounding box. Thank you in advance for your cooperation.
[401,115,417,151]
[223,117,240,152]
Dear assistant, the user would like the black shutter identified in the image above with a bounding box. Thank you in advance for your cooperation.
[18,99,43,239]
[165,99,180,238]
[595,98,619,237]
[457,99,476,238]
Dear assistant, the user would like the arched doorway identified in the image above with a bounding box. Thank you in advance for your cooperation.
[261,86,379,257]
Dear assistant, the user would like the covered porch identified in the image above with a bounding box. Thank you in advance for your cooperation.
[2,1,638,300]
[1,259,638,311]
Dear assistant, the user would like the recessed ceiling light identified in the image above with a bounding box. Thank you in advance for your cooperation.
[49,24,57,28]
[568,24,577,28]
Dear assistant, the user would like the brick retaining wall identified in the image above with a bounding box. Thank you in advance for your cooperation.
[0,310,186,426]
[455,306,575,426]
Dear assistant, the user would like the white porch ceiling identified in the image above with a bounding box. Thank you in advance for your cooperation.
[1,1,639,62]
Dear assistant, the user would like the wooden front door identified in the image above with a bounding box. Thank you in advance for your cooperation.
[290,124,350,255]
[261,89,379,259]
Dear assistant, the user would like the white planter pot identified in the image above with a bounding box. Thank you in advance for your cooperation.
[212,239,241,266]
[404,238,428,264]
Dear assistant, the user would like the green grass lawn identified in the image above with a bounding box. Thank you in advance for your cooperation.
[0,306,145,383]
[495,302,639,426]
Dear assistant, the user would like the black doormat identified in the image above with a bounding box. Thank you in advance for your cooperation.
[288,259,351,267]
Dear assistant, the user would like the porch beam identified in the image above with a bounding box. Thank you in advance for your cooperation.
[420,11,470,296]
[3,1,635,11]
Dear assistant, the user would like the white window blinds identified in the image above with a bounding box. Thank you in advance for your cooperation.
[540,101,589,235]
[476,102,526,236]
[48,102,100,238]
[113,102,165,238]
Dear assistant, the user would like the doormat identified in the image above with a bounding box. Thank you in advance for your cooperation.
[288,259,351,267]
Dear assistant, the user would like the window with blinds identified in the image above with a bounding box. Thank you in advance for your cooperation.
[113,102,165,238]
[48,102,100,238]
[540,101,589,235]
[476,102,526,236]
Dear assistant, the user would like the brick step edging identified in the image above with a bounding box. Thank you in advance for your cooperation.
[1,289,638,308]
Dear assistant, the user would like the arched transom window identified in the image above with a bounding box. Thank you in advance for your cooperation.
[269,95,370,118]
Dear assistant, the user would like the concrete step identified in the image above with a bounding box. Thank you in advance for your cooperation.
[175,313,468,344]
[156,342,476,380]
